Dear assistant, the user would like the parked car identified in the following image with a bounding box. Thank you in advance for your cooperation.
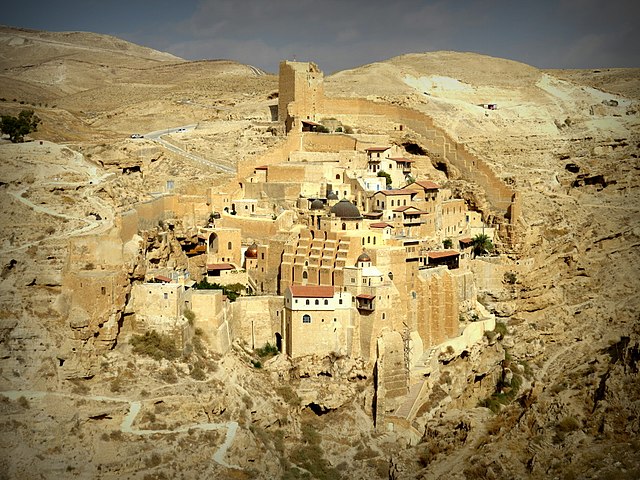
[130,133,143,139]
[176,128,187,133]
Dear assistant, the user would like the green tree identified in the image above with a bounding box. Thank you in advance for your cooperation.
[472,233,494,257]
[0,110,41,143]
[443,238,453,249]
[377,170,392,188]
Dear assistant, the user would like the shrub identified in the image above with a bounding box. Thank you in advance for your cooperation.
[557,416,580,432]
[276,386,300,405]
[130,331,179,361]
[251,359,262,368]
[443,238,453,249]
[504,271,517,284]
[190,366,206,380]
[255,342,279,358]
[494,322,508,337]
[159,367,178,384]
[183,308,196,325]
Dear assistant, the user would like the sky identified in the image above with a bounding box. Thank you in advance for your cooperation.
[1,0,639,74]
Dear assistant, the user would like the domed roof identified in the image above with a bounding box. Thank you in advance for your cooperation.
[310,199,324,210]
[327,191,339,200]
[357,251,371,263]
[245,242,258,258]
[330,199,362,219]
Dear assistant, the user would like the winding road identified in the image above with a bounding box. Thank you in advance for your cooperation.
[1,389,240,468]
[141,125,235,174]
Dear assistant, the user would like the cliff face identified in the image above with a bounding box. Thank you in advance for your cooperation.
[334,52,640,478]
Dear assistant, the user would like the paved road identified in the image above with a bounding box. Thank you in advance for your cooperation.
[139,125,235,174]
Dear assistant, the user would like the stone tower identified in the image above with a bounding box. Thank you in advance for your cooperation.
[278,61,324,133]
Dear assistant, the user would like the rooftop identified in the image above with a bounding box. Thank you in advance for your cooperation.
[427,250,460,259]
[288,285,335,298]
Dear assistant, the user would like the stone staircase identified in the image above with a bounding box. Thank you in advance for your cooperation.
[393,380,426,420]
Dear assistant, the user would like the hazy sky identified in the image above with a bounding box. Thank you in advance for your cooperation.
[1,0,638,73]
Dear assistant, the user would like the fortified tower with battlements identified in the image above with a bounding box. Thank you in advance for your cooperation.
[278,61,324,133]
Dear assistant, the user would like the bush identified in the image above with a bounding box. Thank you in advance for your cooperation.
[131,331,179,361]
[255,342,279,358]
[557,416,580,432]
[190,366,206,380]
[183,308,196,325]
[504,271,517,284]
[443,238,453,249]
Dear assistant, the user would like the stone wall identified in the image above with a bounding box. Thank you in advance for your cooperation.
[118,194,209,243]
[301,132,357,152]
[375,331,409,427]
[229,295,284,350]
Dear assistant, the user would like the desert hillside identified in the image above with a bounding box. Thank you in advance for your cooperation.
[1,27,639,479]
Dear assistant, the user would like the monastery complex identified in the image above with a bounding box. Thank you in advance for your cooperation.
[62,61,520,427]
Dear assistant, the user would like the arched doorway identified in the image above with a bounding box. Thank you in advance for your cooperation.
[208,233,219,254]
[275,332,282,352]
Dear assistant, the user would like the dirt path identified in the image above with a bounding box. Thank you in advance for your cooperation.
[1,389,240,468]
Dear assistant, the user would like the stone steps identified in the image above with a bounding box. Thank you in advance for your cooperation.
[394,380,425,419]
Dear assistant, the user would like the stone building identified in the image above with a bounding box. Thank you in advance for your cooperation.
[283,285,352,358]
[278,61,324,133]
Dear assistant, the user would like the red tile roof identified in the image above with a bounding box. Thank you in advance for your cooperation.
[459,237,474,244]
[154,275,172,283]
[393,205,417,212]
[288,285,335,298]
[365,146,391,152]
[206,263,235,270]
[375,190,415,196]
[427,250,460,259]
[356,294,376,300]
[370,222,393,228]
[255,165,268,170]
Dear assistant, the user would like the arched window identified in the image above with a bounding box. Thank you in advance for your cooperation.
[303,271,308,279]
[342,223,346,230]
[324,299,328,305]
[336,174,340,180]
[227,241,232,250]
[315,299,319,305]
[306,299,310,305]
[302,314,311,323]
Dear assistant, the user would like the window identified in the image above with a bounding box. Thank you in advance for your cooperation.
[324,299,328,305]
[228,241,232,250]
[101,287,106,295]
[315,299,319,305]
[303,314,311,323]
[306,299,310,305]
[339,298,343,304]
[342,223,346,231]
[303,271,308,279]
[163,293,168,300]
